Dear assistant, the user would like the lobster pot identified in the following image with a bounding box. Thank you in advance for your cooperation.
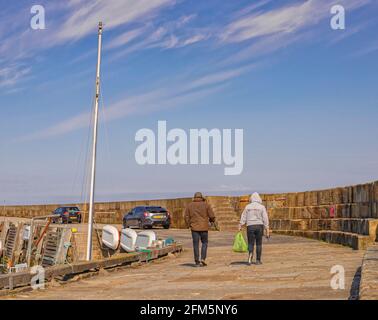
[102,225,120,250]
[120,228,137,252]
[135,231,156,249]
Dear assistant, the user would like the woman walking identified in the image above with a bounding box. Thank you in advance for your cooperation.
[239,192,270,265]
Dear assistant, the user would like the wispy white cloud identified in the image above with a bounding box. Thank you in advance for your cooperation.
[0,2,206,90]
[0,65,31,88]
[19,65,250,141]
[223,28,312,65]
[2,0,371,90]
[54,0,175,43]
[221,0,318,43]
[327,19,373,45]
[1,0,374,115]
[0,0,176,89]
[350,41,378,57]
[107,14,208,60]
[222,0,370,43]
[179,34,208,47]
[176,14,198,27]
[184,64,258,91]
[220,0,372,62]
[106,26,147,50]
[231,0,273,19]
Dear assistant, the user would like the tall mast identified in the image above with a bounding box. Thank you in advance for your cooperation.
[86,22,103,261]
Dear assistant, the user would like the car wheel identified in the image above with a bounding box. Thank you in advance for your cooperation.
[163,225,170,229]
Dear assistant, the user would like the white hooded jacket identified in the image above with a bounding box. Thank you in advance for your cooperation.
[239,192,269,229]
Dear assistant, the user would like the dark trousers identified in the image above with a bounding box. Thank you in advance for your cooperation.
[247,225,264,261]
[191,231,208,263]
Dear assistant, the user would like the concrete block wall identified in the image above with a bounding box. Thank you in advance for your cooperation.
[0,198,193,229]
[359,244,378,299]
[238,181,378,249]
[1,180,377,249]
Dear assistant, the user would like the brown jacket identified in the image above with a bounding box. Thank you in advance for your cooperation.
[184,198,216,231]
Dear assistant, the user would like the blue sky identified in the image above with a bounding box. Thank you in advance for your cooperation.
[0,0,377,204]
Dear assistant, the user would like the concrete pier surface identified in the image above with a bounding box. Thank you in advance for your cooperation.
[3,229,363,300]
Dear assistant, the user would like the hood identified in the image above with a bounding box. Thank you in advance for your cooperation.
[250,192,262,204]
[193,192,204,201]
[194,192,203,199]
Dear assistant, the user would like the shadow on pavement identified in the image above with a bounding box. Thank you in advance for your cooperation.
[349,266,362,300]
[180,263,200,268]
[230,261,250,266]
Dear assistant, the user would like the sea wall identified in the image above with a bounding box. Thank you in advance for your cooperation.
[359,244,378,299]
[0,198,192,229]
[238,180,378,249]
[1,180,378,249]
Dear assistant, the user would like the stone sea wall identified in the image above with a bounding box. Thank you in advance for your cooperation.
[0,198,192,229]
[1,180,378,249]
[238,180,378,249]
[359,244,378,299]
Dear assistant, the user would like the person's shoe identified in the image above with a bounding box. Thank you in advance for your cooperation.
[200,260,207,267]
[256,260,262,265]
[194,261,201,267]
[247,253,253,265]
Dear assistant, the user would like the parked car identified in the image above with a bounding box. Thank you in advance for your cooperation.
[52,206,82,224]
[123,206,170,229]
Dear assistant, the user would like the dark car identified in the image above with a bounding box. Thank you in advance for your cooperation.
[123,206,170,229]
[52,206,82,224]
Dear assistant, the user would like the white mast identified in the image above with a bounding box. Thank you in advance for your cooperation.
[86,22,103,261]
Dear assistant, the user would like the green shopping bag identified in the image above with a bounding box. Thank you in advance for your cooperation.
[233,231,248,253]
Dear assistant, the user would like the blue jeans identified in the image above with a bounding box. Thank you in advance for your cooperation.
[247,225,264,261]
[191,231,208,263]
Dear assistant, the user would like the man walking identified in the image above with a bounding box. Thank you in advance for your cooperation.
[184,192,216,267]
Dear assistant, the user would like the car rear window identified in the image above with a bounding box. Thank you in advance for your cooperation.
[145,206,167,213]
